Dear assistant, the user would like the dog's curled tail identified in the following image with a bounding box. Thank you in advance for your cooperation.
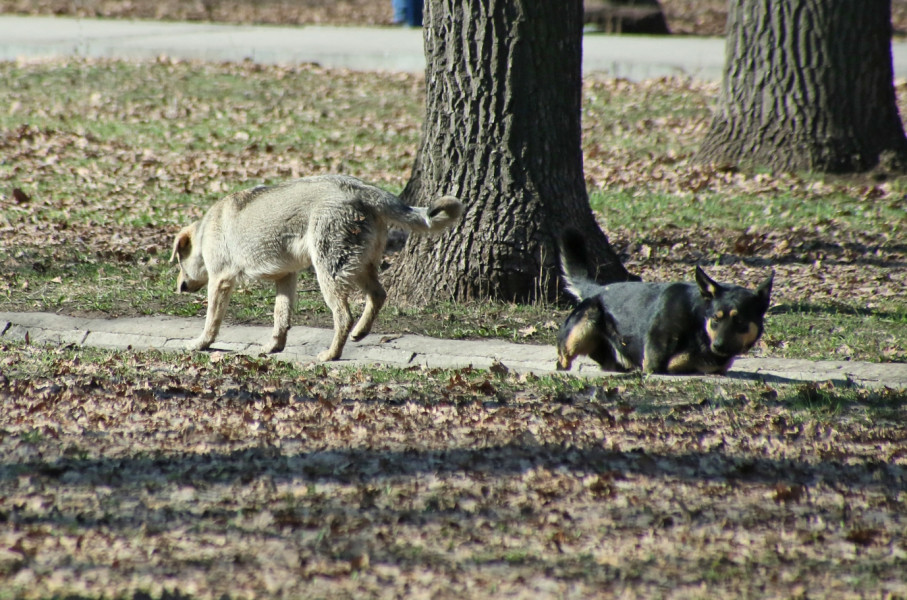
[559,228,605,301]
[388,196,464,234]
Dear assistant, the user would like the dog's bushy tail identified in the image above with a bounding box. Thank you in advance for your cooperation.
[559,228,606,301]
[385,196,463,234]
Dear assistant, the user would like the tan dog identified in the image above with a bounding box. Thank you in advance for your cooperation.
[170,175,462,361]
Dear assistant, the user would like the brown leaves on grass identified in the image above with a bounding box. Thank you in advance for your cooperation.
[0,60,422,261]
[614,223,906,311]
[578,75,907,316]
[1,344,906,597]
[1,60,905,360]
[11,188,29,204]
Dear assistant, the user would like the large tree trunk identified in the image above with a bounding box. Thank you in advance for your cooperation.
[389,0,634,305]
[696,0,907,173]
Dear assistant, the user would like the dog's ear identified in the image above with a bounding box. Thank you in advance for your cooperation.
[170,225,195,265]
[694,266,722,299]
[755,271,774,309]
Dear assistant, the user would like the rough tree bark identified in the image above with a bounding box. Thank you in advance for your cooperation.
[389,0,634,305]
[696,0,907,173]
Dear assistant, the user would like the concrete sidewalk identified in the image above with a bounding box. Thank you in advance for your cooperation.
[3,311,906,389]
[0,15,723,79]
[6,15,907,81]
[3,15,907,81]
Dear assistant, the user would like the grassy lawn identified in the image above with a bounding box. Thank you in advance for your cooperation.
[1,59,905,362]
[0,56,906,598]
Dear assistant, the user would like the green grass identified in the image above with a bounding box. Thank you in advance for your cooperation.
[6,245,902,361]
[766,304,907,362]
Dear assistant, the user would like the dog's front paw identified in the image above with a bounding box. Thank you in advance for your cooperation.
[556,353,573,371]
[261,339,286,354]
[187,337,212,351]
[317,349,340,362]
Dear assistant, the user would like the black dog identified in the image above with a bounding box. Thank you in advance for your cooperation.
[557,229,773,374]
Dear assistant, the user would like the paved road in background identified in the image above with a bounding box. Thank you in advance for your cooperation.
[5,15,907,81]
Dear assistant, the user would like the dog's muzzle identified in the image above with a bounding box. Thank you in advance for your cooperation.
[711,340,745,357]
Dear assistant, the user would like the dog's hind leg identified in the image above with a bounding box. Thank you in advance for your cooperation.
[313,270,353,361]
[190,276,235,351]
[641,333,673,374]
[262,272,297,353]
[350,263,386,342]
[320,294,352,361]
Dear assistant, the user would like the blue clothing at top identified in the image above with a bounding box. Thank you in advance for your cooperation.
[392,0,423,26]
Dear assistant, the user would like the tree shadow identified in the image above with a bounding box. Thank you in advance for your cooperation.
[668,253,907,270]
[769,300,906,320]
[3,432,904,596]
[647,237,907,271]
[724,370,851,387]
[54,595,194,600]
[3,438,903,503]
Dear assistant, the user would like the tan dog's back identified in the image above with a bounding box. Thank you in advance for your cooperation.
[171,175,463,360]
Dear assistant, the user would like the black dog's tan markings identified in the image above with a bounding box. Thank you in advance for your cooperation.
[557,228,773,375]
[557,299,605,371]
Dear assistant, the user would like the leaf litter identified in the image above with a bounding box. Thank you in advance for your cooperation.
[1,60,905,317]
[1,5,907,595]
[1,343,906,598]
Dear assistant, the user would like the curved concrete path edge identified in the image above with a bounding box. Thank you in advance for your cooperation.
[2,312,905,390]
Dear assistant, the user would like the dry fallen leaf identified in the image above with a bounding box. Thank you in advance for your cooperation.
[11,187,30,204]
[518,325,538,337]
